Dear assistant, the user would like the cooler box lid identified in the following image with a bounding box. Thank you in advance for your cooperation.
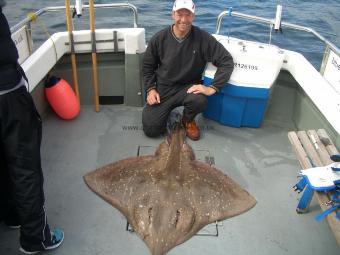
[204,35,285,89]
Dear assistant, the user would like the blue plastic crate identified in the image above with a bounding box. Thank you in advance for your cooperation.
[203,76,270,128]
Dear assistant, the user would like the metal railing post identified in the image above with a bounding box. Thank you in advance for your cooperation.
[320,45,331,75]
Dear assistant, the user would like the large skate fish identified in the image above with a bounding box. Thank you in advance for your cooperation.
[84,124,256,255]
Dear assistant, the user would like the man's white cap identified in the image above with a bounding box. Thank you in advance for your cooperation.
[173,0,195,14]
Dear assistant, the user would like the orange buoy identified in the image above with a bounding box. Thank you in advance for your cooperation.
[45,76,80,120]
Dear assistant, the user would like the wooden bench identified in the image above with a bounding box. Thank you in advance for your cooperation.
[288,129,340,246]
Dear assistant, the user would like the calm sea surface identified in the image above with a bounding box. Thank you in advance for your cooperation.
[3,0,340,69]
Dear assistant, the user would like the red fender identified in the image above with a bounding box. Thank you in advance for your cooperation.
[45,77,80,120]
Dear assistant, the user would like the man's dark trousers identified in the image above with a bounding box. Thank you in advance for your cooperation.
[0,86,51,250]
[142,84,207,137]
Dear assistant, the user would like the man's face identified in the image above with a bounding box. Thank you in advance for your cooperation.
[172,8,195,34]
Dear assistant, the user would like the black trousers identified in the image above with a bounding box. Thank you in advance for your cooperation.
[142,84,208,137]
[0,86,51,250]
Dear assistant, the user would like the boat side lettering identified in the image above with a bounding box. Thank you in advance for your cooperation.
[11,26,30,64]
[13,33,23,46]
[234,62,259,71]
[332,57,340,71]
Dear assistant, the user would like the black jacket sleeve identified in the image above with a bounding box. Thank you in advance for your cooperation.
[0,7,22,90]
[142,35,159,92]
[0,7,19,65]
[203,33,234,91]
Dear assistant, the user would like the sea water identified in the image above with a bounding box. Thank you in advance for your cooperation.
[3,0,340,69]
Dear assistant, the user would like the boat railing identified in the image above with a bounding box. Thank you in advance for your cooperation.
[10,3,138,34]
[215,8,340,76]
[9,3,138,62]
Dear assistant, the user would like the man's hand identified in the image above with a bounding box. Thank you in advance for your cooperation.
[187,84,216,96]
[146,89,160,105]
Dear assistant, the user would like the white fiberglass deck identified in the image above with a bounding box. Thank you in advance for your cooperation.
[0,105,338,254]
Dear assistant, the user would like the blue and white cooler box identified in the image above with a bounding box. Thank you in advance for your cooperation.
[203,36,285,128]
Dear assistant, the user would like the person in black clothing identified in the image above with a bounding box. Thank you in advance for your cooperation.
[0,2,64,254]
[142,0,234,140]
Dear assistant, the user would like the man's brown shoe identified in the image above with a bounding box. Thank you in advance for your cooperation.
[182,117,200,141]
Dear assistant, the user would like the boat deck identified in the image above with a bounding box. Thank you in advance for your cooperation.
[0,105,339,254]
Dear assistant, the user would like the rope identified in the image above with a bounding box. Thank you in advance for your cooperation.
[26,12,58,63]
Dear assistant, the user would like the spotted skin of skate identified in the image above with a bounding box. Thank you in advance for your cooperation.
[84,125,256,255]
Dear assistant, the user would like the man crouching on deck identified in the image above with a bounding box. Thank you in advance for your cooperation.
[142,0,234,141]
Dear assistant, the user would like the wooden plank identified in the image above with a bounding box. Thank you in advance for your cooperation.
[297,131,323,167]
[288,131,313,169]
[317,129,339,156]
[288,130,340,246]
[307,130,332,165]
[315,192,340,246]
[315,129,340,246]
